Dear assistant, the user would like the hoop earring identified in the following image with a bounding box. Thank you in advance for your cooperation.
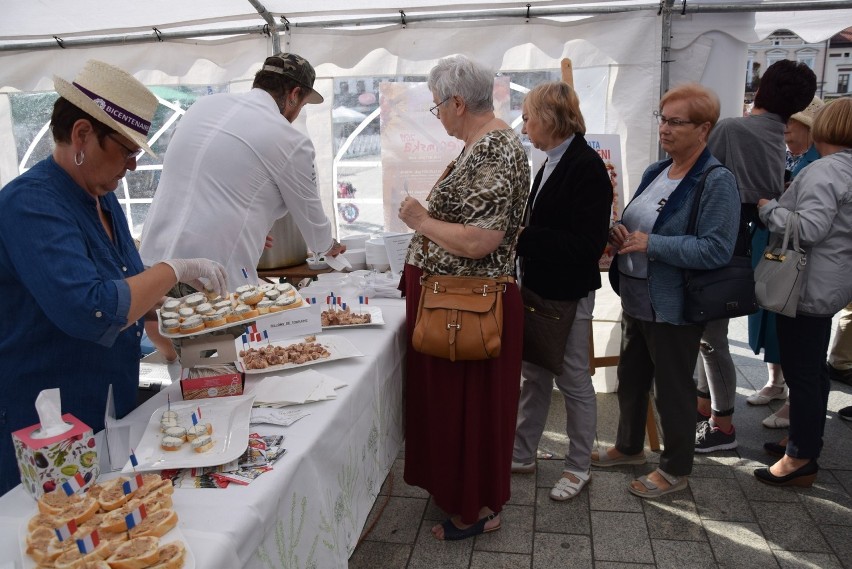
[74,151,85,166]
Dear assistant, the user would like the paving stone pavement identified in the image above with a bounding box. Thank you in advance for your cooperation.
[350,316,852,568]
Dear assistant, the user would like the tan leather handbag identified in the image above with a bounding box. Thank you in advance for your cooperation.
[412,273,512,361]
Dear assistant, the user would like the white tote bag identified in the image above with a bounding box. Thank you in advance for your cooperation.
[754,212,807,317]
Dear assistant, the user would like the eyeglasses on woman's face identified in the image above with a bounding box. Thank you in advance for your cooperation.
[430,96,451,118]
[653,111,696,128]
[107,133,141,162]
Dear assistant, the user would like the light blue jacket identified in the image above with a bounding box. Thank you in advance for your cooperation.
[611,148,741,325]
[760,149,852,316]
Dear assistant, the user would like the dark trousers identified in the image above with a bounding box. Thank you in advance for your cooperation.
[616,313,704,476]
[777,313,832,459]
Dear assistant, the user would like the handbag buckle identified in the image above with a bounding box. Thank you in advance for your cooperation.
[764,252,785,262]
[479,283,507,296]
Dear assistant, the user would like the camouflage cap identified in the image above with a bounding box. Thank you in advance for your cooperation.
[261,53,324,104]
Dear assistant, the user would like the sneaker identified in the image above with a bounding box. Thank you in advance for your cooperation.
[511,461,536,474]
[828,364,852,386]
[695,420,738,453]
[840,406,852,422]
[697,409,711,424]
[746,385,788,406]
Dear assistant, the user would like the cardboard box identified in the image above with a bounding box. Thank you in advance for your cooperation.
[12,414,98,499]
[178,334,245,400]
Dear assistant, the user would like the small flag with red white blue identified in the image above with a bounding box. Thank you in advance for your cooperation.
[262,330,269,342]
[62,472,86,496]
[54,518,78,542]
[242,333,249,348]
[124,504,148,530]
[76,529,100,554]
[248,323,262,343]
[122,473,144,496]
[359,295,368,305]
[129,449,138,468]
[191,411,199,425]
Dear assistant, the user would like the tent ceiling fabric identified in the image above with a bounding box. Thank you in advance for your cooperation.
[2,1,851,44]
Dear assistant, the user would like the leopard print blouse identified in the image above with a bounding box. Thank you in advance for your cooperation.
[406,128,530,277]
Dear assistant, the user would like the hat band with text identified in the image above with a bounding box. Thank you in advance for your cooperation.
[72,82,151,135]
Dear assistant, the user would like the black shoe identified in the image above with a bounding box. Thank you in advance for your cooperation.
[828,363,852,386]
[697,410,711,424]
[763,441,786,457]
[840,406,852,422]
[754,460,818,487]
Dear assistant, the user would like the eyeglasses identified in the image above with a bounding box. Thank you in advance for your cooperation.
[107,133,141,162]
[429,96,451,118]
[653,111,696,128]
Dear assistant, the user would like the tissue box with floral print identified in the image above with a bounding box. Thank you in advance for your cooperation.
[12,413,98,499]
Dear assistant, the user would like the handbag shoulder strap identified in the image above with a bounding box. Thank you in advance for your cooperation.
[686,164,724,236]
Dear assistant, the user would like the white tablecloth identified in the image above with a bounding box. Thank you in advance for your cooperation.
[0,299,406,569]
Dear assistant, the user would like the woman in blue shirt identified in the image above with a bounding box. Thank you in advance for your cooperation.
[0,60,226,496]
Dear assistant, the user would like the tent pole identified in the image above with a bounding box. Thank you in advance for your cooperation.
[246,0,280,53]
[658,0,675,161]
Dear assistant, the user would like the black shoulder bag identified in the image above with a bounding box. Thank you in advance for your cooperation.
[683,165,758,323]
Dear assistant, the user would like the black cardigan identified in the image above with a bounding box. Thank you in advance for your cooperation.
[516,133,613,301]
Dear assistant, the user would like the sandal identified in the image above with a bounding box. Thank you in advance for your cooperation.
[549,470,591,501]
[591,447,647,467]
[435,513,501,541]
[627,468,688,499]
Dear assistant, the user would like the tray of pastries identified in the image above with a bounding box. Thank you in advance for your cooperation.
[21,473,195,568]
[157,282,304,338]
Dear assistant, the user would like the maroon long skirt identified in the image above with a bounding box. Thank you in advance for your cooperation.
[401,264,523,524]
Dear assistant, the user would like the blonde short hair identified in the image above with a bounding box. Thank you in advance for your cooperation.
[523,81,585,138]
[812,98,852,147]
[659,83,720,130]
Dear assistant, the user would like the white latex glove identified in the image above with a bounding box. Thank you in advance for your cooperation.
[162,258,228,296]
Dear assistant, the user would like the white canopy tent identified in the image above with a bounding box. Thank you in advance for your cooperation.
[1,1,851,228]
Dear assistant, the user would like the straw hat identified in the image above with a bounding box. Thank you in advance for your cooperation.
[54,60,158,157]
[789,96,825,129]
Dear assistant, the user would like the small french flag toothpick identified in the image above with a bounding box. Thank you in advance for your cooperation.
[124,504,148,531]
[122,473,144,496]
[129,449,138,469]
[76,529,100,554]
[263,329,269,344]
[54,519,78,542]
[61,472,86,496]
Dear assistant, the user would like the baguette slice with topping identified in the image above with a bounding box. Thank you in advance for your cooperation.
[97,477,131,511]
[106,536,160,569]
[148,541,187,569]
[128,508,178,539]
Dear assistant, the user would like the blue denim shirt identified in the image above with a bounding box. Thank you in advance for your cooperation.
[611,148,741,325]
[0,156,144,493]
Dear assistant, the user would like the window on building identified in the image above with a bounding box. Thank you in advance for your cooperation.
[839,74,849,94]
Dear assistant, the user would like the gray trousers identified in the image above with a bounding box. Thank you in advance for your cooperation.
[694,317,738,416]
[513,292,596,475]
[829,302,852,370]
